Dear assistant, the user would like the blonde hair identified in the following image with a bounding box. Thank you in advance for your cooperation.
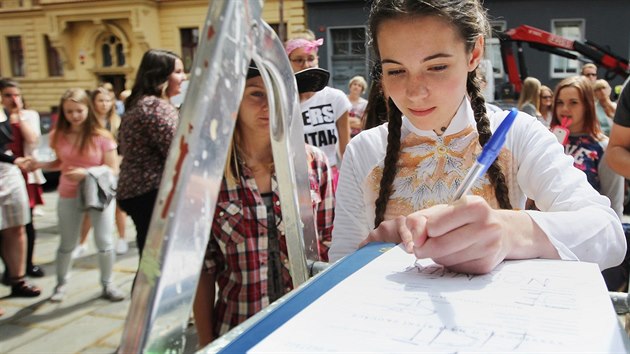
[538,85,553,113]
[99,82,114,93]
[540,85,553,97]
[348,75,368,93]
[119,89,131,102]
[224,134,240,185]
[289,29,316,41]
[517,77,541,111]
[593,79,611,92]
[53,88,113,154]
[581,63,597,75]
[91,87,121,140]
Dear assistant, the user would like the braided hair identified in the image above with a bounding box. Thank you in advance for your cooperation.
[369,0,512,226]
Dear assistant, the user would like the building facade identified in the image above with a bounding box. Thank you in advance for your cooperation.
[3,0,627,112]
[0,0,307,113]
[304,0,630,98]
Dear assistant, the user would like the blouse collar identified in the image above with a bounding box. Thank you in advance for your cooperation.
[401,96,475,137]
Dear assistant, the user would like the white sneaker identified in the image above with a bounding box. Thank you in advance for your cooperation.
[50,284,66,302]
[71,244,88,259]
[102,285,125,302]
[116,238,128,255]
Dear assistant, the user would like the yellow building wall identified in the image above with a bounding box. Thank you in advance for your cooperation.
[0,0,306,113]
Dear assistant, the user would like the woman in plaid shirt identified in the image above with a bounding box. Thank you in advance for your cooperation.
[193,64,335,346]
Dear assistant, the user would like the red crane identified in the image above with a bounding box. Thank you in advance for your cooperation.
[498,25,629,95]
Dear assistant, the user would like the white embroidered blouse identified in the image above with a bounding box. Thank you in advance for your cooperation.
[330,98,625,270]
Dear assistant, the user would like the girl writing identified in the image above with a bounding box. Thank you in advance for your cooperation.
[329,0,625,275]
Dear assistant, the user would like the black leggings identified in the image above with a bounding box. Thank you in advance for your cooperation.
[25,208,36,268]
[601,222,630,292]
[118,189,158,258]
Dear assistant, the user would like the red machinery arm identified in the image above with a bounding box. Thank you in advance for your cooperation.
[499,25,629,95]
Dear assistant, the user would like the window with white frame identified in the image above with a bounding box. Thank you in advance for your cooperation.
[550,19,584,78]
[485,21,506,79]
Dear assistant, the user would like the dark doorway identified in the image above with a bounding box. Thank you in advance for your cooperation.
[98,74,126,96]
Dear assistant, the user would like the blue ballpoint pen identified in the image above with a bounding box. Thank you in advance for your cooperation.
[450,108,519,203]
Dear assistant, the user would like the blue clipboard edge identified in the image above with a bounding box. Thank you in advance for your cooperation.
[204,243,630,353]
[208,242,396,353]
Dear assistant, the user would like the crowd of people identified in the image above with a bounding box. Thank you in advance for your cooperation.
[0,0,629,348]
[0,49,186,314]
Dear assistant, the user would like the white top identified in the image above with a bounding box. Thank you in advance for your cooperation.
[20,109,46,185]
[330,97,625,270]
[300,86,352,167]
[349,97,368,119]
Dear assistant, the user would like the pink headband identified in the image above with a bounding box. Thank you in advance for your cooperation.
[284,38,324,56]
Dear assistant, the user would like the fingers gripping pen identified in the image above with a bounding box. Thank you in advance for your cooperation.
[450,108,519,203]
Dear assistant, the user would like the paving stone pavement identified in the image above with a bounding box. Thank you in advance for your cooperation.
[0,190,198,354]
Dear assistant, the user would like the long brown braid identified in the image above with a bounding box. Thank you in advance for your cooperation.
[371,0,512,227]
[374,98,403,226]
[467,71,513,210]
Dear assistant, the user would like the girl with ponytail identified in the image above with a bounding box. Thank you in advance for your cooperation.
[329,0,625,275]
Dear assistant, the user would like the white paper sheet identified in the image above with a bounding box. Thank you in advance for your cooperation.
[250,245,629,353]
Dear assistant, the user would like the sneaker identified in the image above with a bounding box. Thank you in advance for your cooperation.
[27,265,45,277]
[102,285,125,302]
[116,238,128,255]
[71,244,88,259]
[50,285,66,302]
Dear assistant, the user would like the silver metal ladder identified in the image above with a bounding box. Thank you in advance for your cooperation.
[118,1,324,352]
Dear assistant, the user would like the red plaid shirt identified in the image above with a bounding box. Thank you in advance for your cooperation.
[205,145,334,336]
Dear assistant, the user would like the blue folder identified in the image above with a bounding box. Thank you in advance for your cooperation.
[217,242,394,353]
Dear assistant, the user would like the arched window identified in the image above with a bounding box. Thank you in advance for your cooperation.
[100,34,125,67]
[116,43,125,66]
[102,43,112,67]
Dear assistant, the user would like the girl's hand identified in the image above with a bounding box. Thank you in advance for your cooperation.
[65,167,88,182]
[410,196,510,274]
[360,215,424,254]
[363,196,513,274]
[14,156,33,172]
